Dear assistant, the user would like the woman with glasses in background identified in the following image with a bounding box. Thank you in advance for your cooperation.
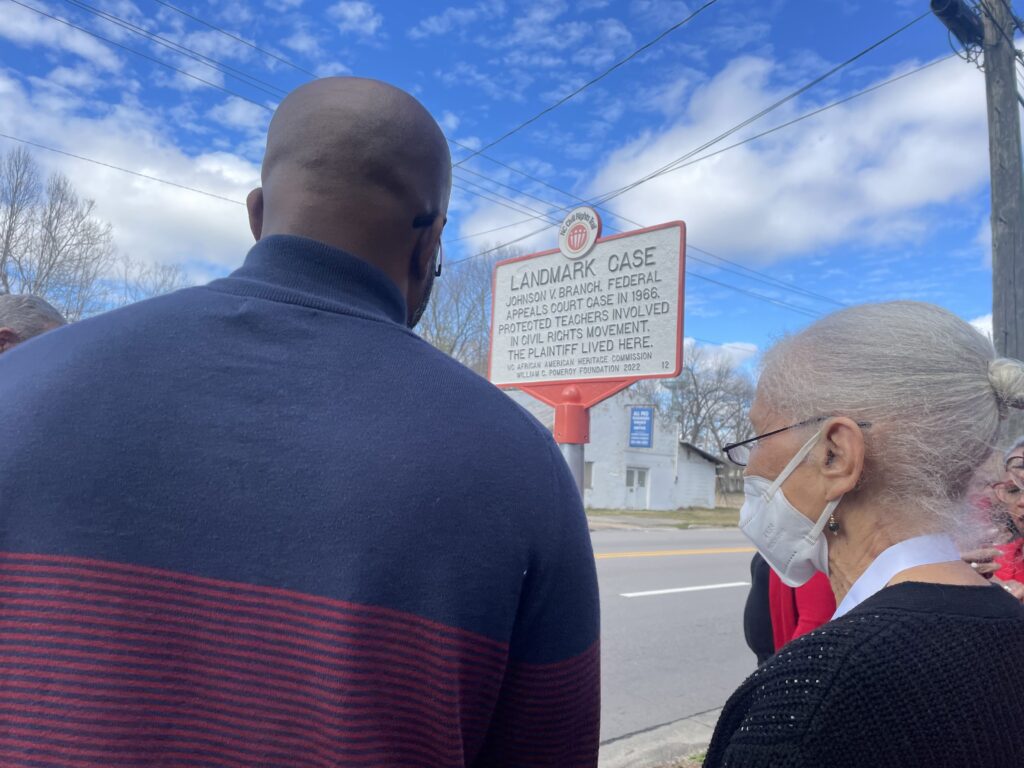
[705,301,1024,768]
[989,440,1024,599]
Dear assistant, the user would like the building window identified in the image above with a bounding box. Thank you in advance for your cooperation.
[584,462,594,490]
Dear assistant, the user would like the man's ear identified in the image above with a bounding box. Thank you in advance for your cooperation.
[409,226,437,281]
[821,417,866,500]
[0,327,21,353]
[246,188,264,242]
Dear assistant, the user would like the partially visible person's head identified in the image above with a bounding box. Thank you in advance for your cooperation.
[0,294,66,353]
[994,437,1024,533]
[247,77,452,328]
[749,301,1024,538]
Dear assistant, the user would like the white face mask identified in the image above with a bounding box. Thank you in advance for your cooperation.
[739,428,842,587]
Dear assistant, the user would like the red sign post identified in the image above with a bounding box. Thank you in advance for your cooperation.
[488,208,686,494]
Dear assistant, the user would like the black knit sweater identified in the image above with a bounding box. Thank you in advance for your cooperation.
[706,582,1024,767]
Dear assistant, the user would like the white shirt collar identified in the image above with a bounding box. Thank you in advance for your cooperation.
[832,533,962,619]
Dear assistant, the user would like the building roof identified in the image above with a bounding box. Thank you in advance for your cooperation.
[678,441,725,466]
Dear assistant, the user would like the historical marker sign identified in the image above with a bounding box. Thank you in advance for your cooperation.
[488,218,685,388]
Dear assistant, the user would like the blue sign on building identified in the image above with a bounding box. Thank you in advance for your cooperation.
[629,407,654,449]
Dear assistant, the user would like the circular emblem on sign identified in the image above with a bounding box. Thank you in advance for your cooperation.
[558,206,602,260]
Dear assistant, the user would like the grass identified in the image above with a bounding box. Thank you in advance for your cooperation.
[586,507,739,528]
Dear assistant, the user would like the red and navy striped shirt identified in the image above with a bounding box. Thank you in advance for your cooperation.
[0,235,601,767]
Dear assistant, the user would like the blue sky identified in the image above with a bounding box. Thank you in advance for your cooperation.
[0,0,1002,360]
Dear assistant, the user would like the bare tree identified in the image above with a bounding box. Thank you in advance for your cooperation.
[418,244,522,374]
[0,148,190,321]
[660,341,757,495]
[0,147,41,296]
[114,255,190,306]
[0,149,115,321]
[662,340,756,491]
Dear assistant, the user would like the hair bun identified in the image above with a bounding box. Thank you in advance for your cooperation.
[989,358,1024,415]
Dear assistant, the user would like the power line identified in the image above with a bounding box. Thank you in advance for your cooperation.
[452,0,723,167]
[0,131,829,319]
[2,2,882,317]
[452,20,937,243]
[0,132,248,205]
[974,0,1024,107]
[685,273,821,318]
[450,180,559,221]
[621,53,956,186]
[446,223,554,266]
[452,167,846,307]
[7,0,276,114]
[448,52,951,304]
[150,0,318,78]
[60,0,288,99]
[592,10,932,207]
[995,0,1024,33]
[446,216,828,319]
[477,13,931,220]
[976,0,1024,67]
[686,251,845,308]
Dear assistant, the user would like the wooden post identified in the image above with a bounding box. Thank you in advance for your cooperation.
[981,0,1024,440]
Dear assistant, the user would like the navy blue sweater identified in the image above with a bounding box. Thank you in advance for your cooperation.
[0,235,601,767]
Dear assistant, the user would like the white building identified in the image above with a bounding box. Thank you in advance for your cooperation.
[506,389,723,511]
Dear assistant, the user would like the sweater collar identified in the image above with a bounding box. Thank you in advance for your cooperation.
[214,235,408,325]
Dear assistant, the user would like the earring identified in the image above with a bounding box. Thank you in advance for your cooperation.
[827,511,840,535]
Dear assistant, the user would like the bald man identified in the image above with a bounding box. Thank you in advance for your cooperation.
[0,78,600,766]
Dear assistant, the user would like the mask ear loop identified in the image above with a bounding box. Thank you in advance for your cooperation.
[766,428,824,499]
[808,498,841,542]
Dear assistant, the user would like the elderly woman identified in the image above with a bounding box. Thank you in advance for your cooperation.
[990,439,1024,594]
[707,301,1024,768]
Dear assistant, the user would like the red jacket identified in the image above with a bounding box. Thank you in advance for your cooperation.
[995,538,1024,582]
[769,570,837,651]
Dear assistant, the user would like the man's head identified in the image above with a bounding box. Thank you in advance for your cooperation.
[247,77,452,328]
[0,294,66,353]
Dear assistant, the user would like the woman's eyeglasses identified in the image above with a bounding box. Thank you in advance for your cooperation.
[994,481,1024,507]
[722,416,871,467]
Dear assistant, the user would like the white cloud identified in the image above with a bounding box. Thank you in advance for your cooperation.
[315,61,352,76]
[0,72,258,273]
[971,313,993,341]
[208,97,272,135]
[328,1,384,37]
[630,0,692,28]
[685,337,760,367]
[437,62,531,101]
[571,18,634,69]
[408,2,506,39]
[217,2,255,24]
[45,65,104,93]
[584,54,989,264]
[486,0,590,51]
[282,28,319,55]
[502,50,565,68]
[454,135,481,151]
[440,110,460,132]
[0,1,122,71]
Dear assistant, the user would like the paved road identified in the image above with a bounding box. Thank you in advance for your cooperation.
[593,527,757,744]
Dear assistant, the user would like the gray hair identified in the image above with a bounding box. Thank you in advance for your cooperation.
[758,301,1024,536]
[0,294,66,341]
[1005,436,1024,463]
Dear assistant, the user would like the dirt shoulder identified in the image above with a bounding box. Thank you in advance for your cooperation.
[587,506,739,530]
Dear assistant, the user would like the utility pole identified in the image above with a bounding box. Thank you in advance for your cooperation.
[933,0,1024,439]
